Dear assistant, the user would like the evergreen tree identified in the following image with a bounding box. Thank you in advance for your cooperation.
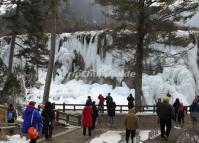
[0,0,49,99]
[17,0,49,67]
[96,0,199,108]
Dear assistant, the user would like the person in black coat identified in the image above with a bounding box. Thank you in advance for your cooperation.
[105,93,113,111]
[156,98,161,113]
[127,94,134,109]
[173,98,180,122]
[92,101,99,129]
[42,102,55,141]
[107,98,116,127]
[157,96,174,141]
[86,96,92,106]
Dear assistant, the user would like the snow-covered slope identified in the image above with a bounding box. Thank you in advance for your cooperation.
[0,30,199,105]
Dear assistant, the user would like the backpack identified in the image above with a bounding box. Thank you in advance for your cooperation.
[178,103,184,111]
[8,111,14,121]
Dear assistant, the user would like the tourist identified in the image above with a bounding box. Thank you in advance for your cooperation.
[7,104,17,134]
[82,102,93,136]
[22,101,42,143]
[107,98,116,127]
[156,98,161,123]
[42,101,55,141]
[157,96,174,141]
[177,101,185,127]
[105,93,113,111]
[190,96,199,124]
[86,96,92,106]
[98,94,105,113]
[127,94,134,109]
[92,101,99,129]
[173,98,180,122]
[124,108,139,143]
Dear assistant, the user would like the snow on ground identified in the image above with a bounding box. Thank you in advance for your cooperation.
[0,135,29,143]
[90,131,122,143]
[90,130,151,143]
[1,130,151,143]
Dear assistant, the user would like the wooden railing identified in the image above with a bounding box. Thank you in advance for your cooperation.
[54,103,191,113]
[56,111,81,126]
[54,103,191,126]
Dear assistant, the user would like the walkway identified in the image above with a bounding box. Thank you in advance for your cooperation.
[14,113,195,143]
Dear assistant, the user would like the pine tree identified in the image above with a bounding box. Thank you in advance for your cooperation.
[17,0,49,68]
[96,0,199,108]
[0,0,49,99]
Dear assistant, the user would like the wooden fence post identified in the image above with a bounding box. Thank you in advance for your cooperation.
[78,115,81,126]
[63,103,65,112]
[66,114,69,124]
[120,106,122,113]
[153,105,156,113]
[74,105,76,112]
[56,110,59,122]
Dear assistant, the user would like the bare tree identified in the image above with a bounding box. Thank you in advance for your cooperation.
[42,0,57,104]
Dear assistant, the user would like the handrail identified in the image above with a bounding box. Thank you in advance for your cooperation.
[54,103,191,113]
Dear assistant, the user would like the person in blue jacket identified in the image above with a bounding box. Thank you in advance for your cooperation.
[22,101,43,143]
[190,96,199,124]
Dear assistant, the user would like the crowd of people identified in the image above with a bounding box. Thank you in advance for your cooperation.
[20,101,55,143]
[156,95,199,141]
[81,93,138,143]
[5,93,199,143]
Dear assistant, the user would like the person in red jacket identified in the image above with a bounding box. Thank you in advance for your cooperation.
[82,102,93,136]
[98,94,105,113]
[177,102,185,127]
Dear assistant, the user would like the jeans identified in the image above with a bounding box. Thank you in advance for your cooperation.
[98,105,104,113]
[108,116,115,127]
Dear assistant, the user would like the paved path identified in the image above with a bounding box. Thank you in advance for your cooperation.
[142,128,183,143]
[37,113,159,143]
[142,115,196,143]
[12,113,195,143]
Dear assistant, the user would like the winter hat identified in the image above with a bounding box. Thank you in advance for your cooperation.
[167,93,171,97]
[29,101,36,106]
[162,96,170,102]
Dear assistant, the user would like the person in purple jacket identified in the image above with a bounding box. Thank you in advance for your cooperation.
[22,101,43,143]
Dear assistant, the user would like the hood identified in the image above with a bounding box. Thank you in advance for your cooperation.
[128,108,136,114]
[25,106,35,115]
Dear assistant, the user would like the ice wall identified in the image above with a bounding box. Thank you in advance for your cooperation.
[0,31,199,105]
[55,31,124,83]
